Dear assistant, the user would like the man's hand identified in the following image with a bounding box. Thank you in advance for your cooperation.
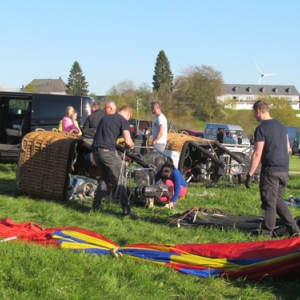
[245,174,253,189]
[125,143,134,150]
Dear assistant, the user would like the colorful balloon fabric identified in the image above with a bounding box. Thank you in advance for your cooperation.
[1,218,300,280]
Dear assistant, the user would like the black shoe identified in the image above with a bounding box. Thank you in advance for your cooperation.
[122,209,139,219]
[92,208,101,212]
[130,210,139,219]
[92,204,102,212]
[122,206,131,215]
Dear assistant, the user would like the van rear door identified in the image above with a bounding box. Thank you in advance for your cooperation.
[31,94,81,131]
[0,93,32,144]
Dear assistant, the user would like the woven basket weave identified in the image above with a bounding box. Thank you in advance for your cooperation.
[147,133,213,153]
[165,133,212,152]
[16,131,79,201]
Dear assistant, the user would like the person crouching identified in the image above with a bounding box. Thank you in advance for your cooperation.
[154,160,187,210]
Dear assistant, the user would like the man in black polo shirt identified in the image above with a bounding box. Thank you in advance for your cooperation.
[92,105,135,215]
[246,100,300,238]
[82,101,105,138]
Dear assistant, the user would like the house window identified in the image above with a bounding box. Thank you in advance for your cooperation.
[246,96,253,101]
[287,97,292,101]
[233,96,239,101]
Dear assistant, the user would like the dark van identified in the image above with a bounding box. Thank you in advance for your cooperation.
[286,126,300,155]
[0,91,94,159]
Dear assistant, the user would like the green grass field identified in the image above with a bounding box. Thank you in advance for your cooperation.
[289,154,300,172]
[0,162,300,300]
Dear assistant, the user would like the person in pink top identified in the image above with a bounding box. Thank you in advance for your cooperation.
[61,106,81,135]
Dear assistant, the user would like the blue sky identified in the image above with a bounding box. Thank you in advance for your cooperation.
[1,0,299,95]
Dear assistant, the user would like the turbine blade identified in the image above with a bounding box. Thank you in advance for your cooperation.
[264,73,277,76]
[254,61,263,74]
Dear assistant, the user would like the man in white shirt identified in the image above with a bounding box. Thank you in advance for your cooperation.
[151,101,168,152]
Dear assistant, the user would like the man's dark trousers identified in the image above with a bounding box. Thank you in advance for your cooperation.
[92,148,130,214]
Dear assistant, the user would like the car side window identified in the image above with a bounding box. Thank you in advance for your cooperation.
[8,99,31,115]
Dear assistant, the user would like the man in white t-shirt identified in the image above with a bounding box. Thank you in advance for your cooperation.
[151,101,168,152]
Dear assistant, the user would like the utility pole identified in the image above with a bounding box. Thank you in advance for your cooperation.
[136,98,141,118]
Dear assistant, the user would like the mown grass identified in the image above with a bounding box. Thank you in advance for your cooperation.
[289,154,300,172]
[0,163,300,299]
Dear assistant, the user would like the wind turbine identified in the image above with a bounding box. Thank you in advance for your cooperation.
[254,61,277,85]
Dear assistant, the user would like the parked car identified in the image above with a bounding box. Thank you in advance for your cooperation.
[178,129,204,138]
[204,123,250,145]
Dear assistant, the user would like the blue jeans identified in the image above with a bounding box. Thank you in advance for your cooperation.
[260,172,299,237]
[92,148,131,214]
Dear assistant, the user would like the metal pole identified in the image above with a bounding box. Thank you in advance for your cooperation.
[136,98,140,118]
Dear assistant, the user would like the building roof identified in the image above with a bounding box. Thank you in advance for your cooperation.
[224,84,299,96]
[28,77,67,94]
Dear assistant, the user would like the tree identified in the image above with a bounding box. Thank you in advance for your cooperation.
[106,80,138,115]
[173,65,224,121]
[152,50,173,92]
[66,61,89,96]
[106,81,153,119]
[150,82,174,117]
[135,83,152,115]
[224,109,259,138]
[222,95,300,138]
[89,93,98,101]
[258,95,299,126]
[23,83,37,92]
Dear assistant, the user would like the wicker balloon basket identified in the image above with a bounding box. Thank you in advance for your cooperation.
[147,133,211,152]
[16,131,80,201]
[165,133,211,152]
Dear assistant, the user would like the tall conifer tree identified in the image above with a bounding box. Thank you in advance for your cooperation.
[66,61,89,96]
[152,50,173,91]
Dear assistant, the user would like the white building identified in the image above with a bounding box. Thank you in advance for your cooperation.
[217,84,299,110]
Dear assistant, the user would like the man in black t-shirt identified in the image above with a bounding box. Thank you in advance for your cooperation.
[216,129,224,143]
[92,105,135,215]
[82,101,105,138]
[246,100,300,238]
[237,132,243,144]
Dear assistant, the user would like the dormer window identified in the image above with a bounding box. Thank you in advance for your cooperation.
[233,87,238,92]
[247,87,251,92]
[260,87,265,92]
[286,88,291,93]
[273,88,278,93]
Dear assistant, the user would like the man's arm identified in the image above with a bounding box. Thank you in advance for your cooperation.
[287,134,292,155]
[248,141,264,176]
[123,130,135,149]
[153,125,164,145]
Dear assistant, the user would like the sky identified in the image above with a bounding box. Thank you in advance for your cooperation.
[1,0,299,95]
